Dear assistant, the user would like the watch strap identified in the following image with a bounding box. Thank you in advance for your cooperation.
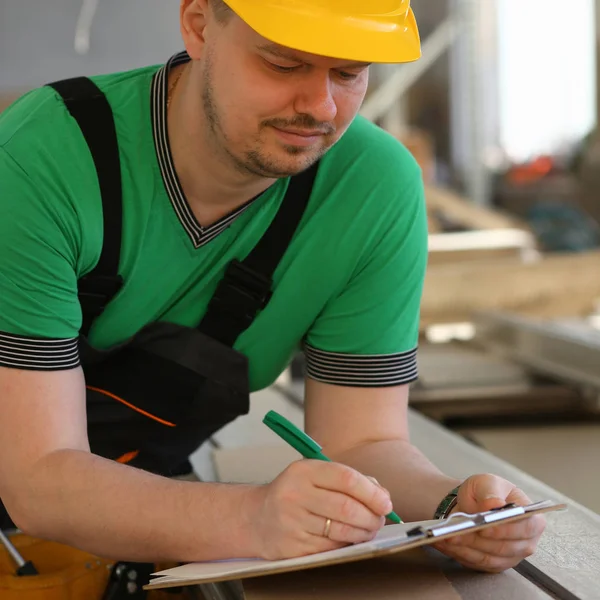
[434,484,462,520]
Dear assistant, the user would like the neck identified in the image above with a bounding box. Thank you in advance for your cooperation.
[167,64,275,224]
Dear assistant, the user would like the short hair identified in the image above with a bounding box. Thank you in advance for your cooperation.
[210,0,233,24]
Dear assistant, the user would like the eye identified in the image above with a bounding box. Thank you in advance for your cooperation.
[266,60,300,74]
[336,71,360,81]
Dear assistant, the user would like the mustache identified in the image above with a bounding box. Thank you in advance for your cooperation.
[263,115,336,136]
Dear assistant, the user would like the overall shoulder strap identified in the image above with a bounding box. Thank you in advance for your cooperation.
[47,77,124,338]
[198,162,320,347]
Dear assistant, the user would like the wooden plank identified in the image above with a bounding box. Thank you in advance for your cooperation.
[421,251,600,326]
[444,563,554,600]
[242,552,462,600]
[411,386,582,422]
[241,551,555,600]
[425,185,529,232]
[455,425,600,515]
[411,343,582,420]
[214,444,300,484]
[416,343,530,388]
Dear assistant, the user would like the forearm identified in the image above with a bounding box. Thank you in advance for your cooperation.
[13,449,258,563]
[330,440,460,522]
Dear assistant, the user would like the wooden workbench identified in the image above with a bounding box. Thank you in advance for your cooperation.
[200,388,600,600]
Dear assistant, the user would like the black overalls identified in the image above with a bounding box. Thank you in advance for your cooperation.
[0,77,318,528]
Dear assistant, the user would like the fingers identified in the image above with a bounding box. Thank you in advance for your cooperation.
[478,515,546,541]
[442,531,540,558]
[259,461,393,561]
[304,487,387,533]
[434,514,546,574]
[305,512,384,545]
[301,535,348,556]
[432,474,545,574]
[505,486,533,506]
[435,542,521,573]
[305,461,393,518]
[367,476,382,488]
[326,517,384,544]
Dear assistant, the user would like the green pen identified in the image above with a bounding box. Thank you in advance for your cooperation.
[262,410,402,524]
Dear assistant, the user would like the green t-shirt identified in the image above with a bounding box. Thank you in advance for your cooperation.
[0,52,427,392]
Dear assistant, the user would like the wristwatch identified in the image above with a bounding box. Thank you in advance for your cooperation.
[434,484,462,520]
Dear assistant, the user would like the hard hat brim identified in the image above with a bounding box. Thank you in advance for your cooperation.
[224,2,421,64]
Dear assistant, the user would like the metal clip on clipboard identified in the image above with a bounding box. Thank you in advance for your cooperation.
[406,500,554,539]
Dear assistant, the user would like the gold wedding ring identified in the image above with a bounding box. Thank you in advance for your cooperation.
[323,518,332,538]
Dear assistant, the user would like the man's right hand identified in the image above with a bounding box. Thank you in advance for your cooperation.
[245,459,392,560]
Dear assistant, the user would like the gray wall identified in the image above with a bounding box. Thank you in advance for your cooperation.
[0,0,182,91]
[1,0,447,93]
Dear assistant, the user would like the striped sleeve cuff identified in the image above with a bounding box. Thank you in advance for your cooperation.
[304,344,418,388]
[0,332,80,371]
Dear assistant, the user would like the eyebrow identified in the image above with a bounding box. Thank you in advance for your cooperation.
[257,43,371,70]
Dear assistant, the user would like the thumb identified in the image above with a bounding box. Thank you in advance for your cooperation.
[459,474,514,513]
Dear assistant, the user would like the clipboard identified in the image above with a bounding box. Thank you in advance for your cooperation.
[144,500,566,591]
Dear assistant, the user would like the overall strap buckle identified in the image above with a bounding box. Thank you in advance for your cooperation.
[200,260,272,346]
[214,260,272,316]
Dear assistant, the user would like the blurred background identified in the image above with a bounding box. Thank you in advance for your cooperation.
[1,1,599,516]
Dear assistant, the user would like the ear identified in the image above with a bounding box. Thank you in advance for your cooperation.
[180,0,210,60]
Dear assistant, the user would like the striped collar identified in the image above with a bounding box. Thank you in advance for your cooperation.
[151,51,260,249]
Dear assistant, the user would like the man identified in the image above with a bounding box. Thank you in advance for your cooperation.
[0,0,545,574]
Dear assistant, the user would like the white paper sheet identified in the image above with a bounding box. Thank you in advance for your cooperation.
[150,520,437,582]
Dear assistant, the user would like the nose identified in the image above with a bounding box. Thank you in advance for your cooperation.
[294,71,338,125]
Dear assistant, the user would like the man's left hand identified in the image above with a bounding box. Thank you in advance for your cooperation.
[433,474,546,573]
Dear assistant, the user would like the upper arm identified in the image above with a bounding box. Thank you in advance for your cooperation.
[0,366,89,521]
[303,154,428,389]
[0,141,90,520]
[302,130,426,453]
[0,146,83,348]
[304,379,410,455]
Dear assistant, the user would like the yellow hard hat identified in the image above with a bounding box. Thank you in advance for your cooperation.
[222,0,421,64]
